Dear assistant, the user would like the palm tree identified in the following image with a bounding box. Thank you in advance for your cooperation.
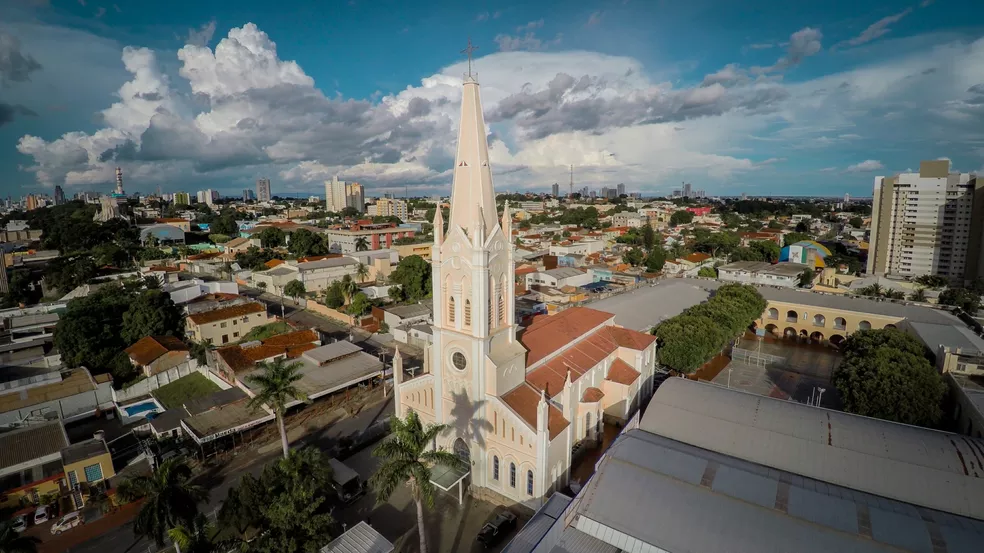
[910,287,927,302]
[354,236,370,252]
[116,457,208,547]
[340,274,358,305]
[355,262,370,283]
[246,358,307,459]
[167,513,221,553]
[0,519,40,553]
[370,410,467,553]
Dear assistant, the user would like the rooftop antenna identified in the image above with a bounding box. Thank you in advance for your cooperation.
[461,38,478,80]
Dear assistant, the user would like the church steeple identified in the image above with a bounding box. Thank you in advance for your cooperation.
[448,63,498,234]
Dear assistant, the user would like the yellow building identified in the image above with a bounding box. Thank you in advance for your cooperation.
[60,438,116,509]
[186,301,271,345]
[755,287,961,347]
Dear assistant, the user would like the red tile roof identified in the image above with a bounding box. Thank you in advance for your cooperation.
[606,358,641,385]
[520,307,615,366]
[188,252,222,261]
[524,324,655,398]
[685,252,711,263]
[125,336,189,366]
[500,383,569,440]
[187,302,265,325]
[264,259,285,269]
[581,387,605,403]
[215,329,320,373]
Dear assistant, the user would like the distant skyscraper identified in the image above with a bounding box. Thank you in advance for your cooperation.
[256,178,272,202]
[347,182,365,213]
[173,191,191,205]
[325,175,346,212]
[243,189,256,201]
[844,193,851,204]
[616,183,625,196]
[54,185,65,205]
[682,182,693,198]
[551,183,560,197]
[741,192,748,201]
[114,167,126,197]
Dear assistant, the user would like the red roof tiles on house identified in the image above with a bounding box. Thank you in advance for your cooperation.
[581,387,605,403]
[685,252,711,263]
[264,259,285,269]
[215,329,319,373]
[187,302,265,325]
[125,336,189,366]
[500,383,569,440]
[606,358,641,386]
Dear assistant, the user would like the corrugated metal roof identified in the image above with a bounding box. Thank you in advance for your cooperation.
[502,493,572,553]
[570,427,984,553]
[319,521,393,553]
[642,378,984,521]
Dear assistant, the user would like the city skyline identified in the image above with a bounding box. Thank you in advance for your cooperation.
[1,0,982,199]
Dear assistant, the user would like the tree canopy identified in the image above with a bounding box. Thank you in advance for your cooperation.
[939,287,982,314]
[287,228,328,257]
[652,283,765,373]
[219,447,337,553]
[669,210,694,226]
[832,329,945,427]
[121,289,185,344]
[258,227,286,248]
[283,279,306,300]
[389,255,432,302]
[235,246,279,271]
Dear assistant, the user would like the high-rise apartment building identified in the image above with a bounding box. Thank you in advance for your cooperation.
[173,192,191,205]
[551,183,560,196]
[324,176,365,213]
[256,178,271,202]
[243,189,256,201]
[616,183,626,196]
[54,186,65,205]
[867,160,983,283]
[347,182,365,213]
[367,197,408,221]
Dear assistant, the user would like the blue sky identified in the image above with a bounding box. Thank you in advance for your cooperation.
[1,0,982,199]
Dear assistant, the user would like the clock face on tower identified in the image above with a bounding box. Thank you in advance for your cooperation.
[452,351,468,371]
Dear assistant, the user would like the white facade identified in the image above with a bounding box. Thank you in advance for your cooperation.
[548,240,605,256]
[256,178,271,202]
[368,198,408,221]
[526,268,593,289]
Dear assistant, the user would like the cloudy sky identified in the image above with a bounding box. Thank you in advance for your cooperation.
[1,0,982,199]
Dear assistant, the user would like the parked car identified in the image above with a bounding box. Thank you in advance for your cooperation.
[50,511,83,535]
[10,515,27,532]
[477,511,518,547]
[33,505,49,525]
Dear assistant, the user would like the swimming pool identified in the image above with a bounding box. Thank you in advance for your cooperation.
[122,400,161,418]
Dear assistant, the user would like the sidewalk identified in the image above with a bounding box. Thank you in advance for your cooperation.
[41,501,144,553]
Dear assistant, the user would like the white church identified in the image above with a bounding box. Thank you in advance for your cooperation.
[392,69,659,507]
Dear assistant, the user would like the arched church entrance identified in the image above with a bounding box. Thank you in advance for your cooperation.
[453,437,470,463]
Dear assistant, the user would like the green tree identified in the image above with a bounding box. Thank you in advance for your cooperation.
[210,210,239,236]
[641,225,656,250]
[323,282,346,309]
[644,248,666,272]
[914,275,949,289]
[116,458,208,547]
[795,220,811,233]
[767,220,784,229]
[832,329,945,427]
[287,228,327,257]
[783,232,811,247]
[653,314,728,373]
[121,289,184,344]
[355,262,370,283]
[798,269,815,287]
[848,216,864,228]
[283,279,306,301]
[236,246,278,271]
[909,288,927,302]
[697,266,717,278]
[0,519,40,553]
[370,411,468,553]
[669,210,694,226]
[208,233,231,244]
[748,240,780,262]
[55,286,136,382]
[218,447,336,553]
[190,339,212,365]
[347,292,372,317]
[246,358,308,459]
[167,514,220,553]
[258,227,286,248]
[883,289,905,300]
[939,287,982,314]
[340,206,360,218]
[623,247,644,266]
[389,255,432,301]
[354,236,370,252]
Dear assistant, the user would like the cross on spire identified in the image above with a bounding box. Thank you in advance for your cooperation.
[461,38,478,79]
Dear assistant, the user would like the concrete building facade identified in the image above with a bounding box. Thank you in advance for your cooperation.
[867,160,983,283]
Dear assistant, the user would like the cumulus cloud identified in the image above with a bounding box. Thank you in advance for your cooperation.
[494,31,562,52]
[0,31,42,86]
[834,9,912,49]
[753,27,822,74]
[186,21,217,47]
[701,64,747,87]
[846,160,884,172]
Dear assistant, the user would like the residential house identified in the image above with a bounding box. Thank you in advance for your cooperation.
[526,268,593,289]
[186,301,270,345]
[60,438,115,509]
[611,212,647,228]
[124,336,191,377]
[717,261,810,288]
[223,236,256,256]
[371,301,432,331]
[252,257,360,295]
[0,421,69,510]
[213,329,321,385]
[153,218,192,232]
[548,240,605,256]
[662,252,712,275]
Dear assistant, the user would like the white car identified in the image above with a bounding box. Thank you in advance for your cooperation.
[50,511,83,535]
[33,505,49,525]
[10,515,27,532]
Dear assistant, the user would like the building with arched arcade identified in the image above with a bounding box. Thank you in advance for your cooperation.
[754,287,963,348]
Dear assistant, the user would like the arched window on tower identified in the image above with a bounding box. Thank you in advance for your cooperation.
[527,470,534,496]
[493,456,499,481]
[448,296,456,325]
[499,276,506,324]
[510,463,516,487]
[464,299,471,327]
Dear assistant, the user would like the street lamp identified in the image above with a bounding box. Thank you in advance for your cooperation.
[816,387,826,407]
